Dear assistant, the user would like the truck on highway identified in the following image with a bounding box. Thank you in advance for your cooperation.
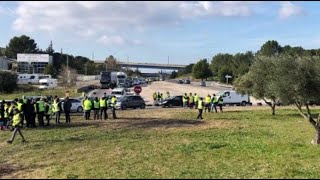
[218,90,252,106]
[100,71,127,89]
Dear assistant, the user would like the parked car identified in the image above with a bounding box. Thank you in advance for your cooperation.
[200,81,206,86]
[158,95,183,108]
[115,95,146,110]
[184,79,190,84]
[60,98,83,113]
[177,79,184,84]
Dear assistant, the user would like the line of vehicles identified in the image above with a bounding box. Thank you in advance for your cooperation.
[100,71,148,89]
[17,73,58,89]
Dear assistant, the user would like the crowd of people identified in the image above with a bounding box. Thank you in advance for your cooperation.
[153,92,224,120]
[0,93,119,144]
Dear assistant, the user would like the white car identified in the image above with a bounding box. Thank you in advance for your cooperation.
[60,98,83,113]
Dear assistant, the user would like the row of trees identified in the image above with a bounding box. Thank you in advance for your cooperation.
[176,40,320,83]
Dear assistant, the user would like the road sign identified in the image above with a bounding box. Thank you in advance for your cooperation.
[134,85,142,94]
[225,75,232,78]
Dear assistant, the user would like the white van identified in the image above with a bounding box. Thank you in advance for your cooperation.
[218,90,251,106]
[39,79,58,89]
[111,88,126,98]
[18,74,52,85]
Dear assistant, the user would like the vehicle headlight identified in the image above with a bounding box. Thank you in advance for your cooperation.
[160,101,167,104]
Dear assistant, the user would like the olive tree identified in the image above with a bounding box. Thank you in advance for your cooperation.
[234,55,279,115]
[273,55,320,144]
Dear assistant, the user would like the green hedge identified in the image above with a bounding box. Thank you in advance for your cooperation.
[0,71,17,93]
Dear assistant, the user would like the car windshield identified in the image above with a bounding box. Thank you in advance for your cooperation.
[111,91,122,95]
[118,96,128,101]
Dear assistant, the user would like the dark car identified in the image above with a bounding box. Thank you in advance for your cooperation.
[115,95,146,110]
[177,79,184,84]
[184,79,190,84]
[158,95,183,108]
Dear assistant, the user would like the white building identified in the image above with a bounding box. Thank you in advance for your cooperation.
[17,53,53,74]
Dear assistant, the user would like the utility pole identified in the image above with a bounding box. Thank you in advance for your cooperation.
[85,63,88,75]
[67,55,70,83]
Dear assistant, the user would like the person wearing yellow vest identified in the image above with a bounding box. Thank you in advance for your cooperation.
[166,92,170,99]
[153,92,157,104]
[83,96,92,120]
[183,93,188,108]
[52,96,61,124]
[0,100,5,130]
[211,94,218,113]
[194,93,199,109]
[17,99,25,127]
[99,97,108,120]
[7,108,26,144]
[93,97,100,120]
[44,99,52,126]
[196,97,204,120]
[189,93,194,109]
[217,95,224,113]
[204,94,211,113]
[36,97,46,127]
[111,95,117,119]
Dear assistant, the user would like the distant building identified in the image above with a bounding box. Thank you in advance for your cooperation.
[17,53,53,74]
[0,57,9,70]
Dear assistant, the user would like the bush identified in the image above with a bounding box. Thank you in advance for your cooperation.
[0,71,17,93]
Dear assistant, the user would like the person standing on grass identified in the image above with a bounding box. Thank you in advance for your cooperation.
[196,97,204,120]
[7,108,26,144]
[0,100,4,130]
[211,94,218,113]
[194,93,199,109]
[24,99,34,128]
[53,96,61,124]
[63,97,72,124]
[217,95,224,113]
[111,95,117,119]
[153,92,157,105]
[36,97,46,127]
[83,96,92,120]
[93,97,100,120]
[183,93,188,108]
[204,94,211,113]
[100,96,108,120]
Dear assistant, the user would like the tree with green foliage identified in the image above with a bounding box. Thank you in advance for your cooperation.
[0,71,17,93]
[105,55,120,71]
[234,55,279,115]
[257,40,282,56]
[192,59,212,80]
[273,54,320,144]
[178,63,194,76]
[5,35,39,58]
[44,64,57,78]
[170,71,178,79]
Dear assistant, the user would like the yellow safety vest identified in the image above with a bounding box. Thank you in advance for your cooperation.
[12,113,21,126]
[205,96,211,103]
[194,95,199,102]
[100,99,106,108]
[94,101,100,109]
[84,100,92,111]
[218,96,223,105]
[198,100,203,109]
[17,103,23,112]
[212,96,218,103]
[53,101,60,112]
[4,105,9,118]
[183,96,188,103]
[46,103,53,115]
[189,96,194,103]
[38,101,45,112]
[111,97,117,107]
[153,93,157,99]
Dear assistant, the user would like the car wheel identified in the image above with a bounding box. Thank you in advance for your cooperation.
[140,104,146,109]
[241,101,247,106]
[168,103,173,108]
[121,105,127,110]
[77,106,83,113]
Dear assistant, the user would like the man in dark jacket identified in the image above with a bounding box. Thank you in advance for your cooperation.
[24,99,35,128]
[63,97,72,124]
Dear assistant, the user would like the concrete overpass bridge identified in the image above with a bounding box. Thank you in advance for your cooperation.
[94,60,186,70]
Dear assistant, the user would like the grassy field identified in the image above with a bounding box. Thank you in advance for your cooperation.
[1,106,320,178]
[0,87,81,100]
